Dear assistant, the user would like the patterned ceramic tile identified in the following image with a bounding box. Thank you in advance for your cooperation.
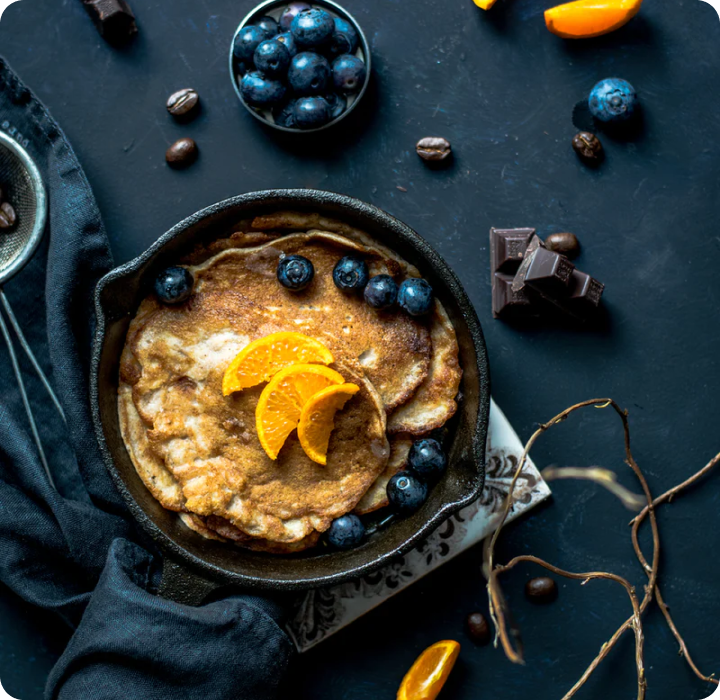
[287,399,551,652]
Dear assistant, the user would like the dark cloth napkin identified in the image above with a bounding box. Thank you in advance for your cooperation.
[0,57,293,700]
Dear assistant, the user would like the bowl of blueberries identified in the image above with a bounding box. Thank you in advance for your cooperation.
[230,0,371,132]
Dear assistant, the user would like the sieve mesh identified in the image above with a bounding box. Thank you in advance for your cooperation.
[0,139,40,275]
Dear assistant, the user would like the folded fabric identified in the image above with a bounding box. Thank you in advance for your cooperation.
[0,57,292,700]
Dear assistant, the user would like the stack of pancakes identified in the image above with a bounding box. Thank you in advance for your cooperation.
[118,212,462,553]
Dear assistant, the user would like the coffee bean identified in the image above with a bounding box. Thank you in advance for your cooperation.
[572,132,604,165]
[466,612,491,645]
[0,202,17,230]
[167,88,200,118]
[416,136,452,162]
[525,576,558,603]
[545,232,580,259]
[166,138,198,168]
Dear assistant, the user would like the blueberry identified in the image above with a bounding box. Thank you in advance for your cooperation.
[291,8,335,48]
[333,256,369,292]
[398,278,434,316]
[332,54,366,94]
[233,25,271,64]
[279,1,311,31]
[273,100,297,128]
[288,52,331,96]
[364,274,398,310]
[293,97,331,129]
[277,254,314,290]
[408,438,447,481]
[240,71,287,108]
[588,78,638,123]
[255,15,279,37]
[387,473,428,515]
[328,17,359,57]
[254,39,291,77]
[154,267,194,304]
[324,91,347,120]
[276,31,298,57]
[327,514,366,549]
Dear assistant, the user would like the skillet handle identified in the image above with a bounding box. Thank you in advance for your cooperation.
[158,557,222,606]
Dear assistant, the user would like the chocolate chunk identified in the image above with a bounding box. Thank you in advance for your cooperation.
[568,270,604,308]
[82,0,138,44]
[492,273,536,318]
[489,227,535,274]
[512,235,575,295]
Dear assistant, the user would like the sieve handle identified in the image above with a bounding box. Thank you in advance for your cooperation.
[0,290,66,423]
[0,292,55,489]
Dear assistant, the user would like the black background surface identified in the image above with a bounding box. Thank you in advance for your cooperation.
[1,0,719,698]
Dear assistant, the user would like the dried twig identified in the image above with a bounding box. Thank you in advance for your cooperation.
[542,466,645,511]
[628,451,720,686]
[485,398,719,698]
[485,398,659,700]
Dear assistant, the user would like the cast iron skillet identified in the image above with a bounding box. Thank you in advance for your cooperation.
[90,189,490,601]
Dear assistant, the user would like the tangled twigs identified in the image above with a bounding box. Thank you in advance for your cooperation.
[541,466,645,511]
[485,398,660,700]
[629,451,720,686]
[485,397,719,697]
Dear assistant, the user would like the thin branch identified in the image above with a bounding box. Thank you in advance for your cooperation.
[542,466,645,511]
[494,555,645,700]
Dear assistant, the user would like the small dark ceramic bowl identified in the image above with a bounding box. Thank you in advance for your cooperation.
[91,190,490,598]
[229,0,371,133]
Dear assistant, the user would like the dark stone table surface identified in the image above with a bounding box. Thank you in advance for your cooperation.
[1,0,719,697]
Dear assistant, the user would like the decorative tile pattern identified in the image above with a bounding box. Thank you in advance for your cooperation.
[287,399,551,652]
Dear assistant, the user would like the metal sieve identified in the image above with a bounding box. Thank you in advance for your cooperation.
[0,129,64,488]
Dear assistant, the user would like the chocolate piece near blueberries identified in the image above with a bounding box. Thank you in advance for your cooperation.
[512,235,604,319]
[525,576,558,603]
[166,138,198,167]
[466,612,492,645]
[0,201,17,231]
[492,273,535,319]
[572,132,604,165]
[490,227,535,274]
[511,235,575,296]
[167,88,200,118]
[545,231,580,259]
[416,137,452,163]
[81,0,137,44]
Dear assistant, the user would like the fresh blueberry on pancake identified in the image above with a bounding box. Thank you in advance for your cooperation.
[408,438,447,481]
[398,278,434,317]
[327,514,366,549]
[364,274,398,310]
[333,255,369,292]
[154,266,194,304]
[387,473,428,515]
[277,254,314,290]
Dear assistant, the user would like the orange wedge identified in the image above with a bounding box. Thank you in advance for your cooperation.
[544,0,642,39]
[397,640,461,700]
[298,383,360,465]
[256,364,345,460]
[473,0,498,10]
[222,332,334,396]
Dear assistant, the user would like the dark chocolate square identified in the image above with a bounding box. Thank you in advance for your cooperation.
[489,228,535,274]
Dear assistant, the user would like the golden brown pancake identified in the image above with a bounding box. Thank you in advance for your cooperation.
[188,232,431,411]
[354,435,413,515]
[118,221,463,552]
[388,301,462,435]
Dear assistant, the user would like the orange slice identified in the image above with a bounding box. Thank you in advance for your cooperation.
[473,0,498,9]
[544,0,642,39]
[298,383,360,465]
[256,364,345,460]
[222,332,334,396]
[397,640,461,700]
